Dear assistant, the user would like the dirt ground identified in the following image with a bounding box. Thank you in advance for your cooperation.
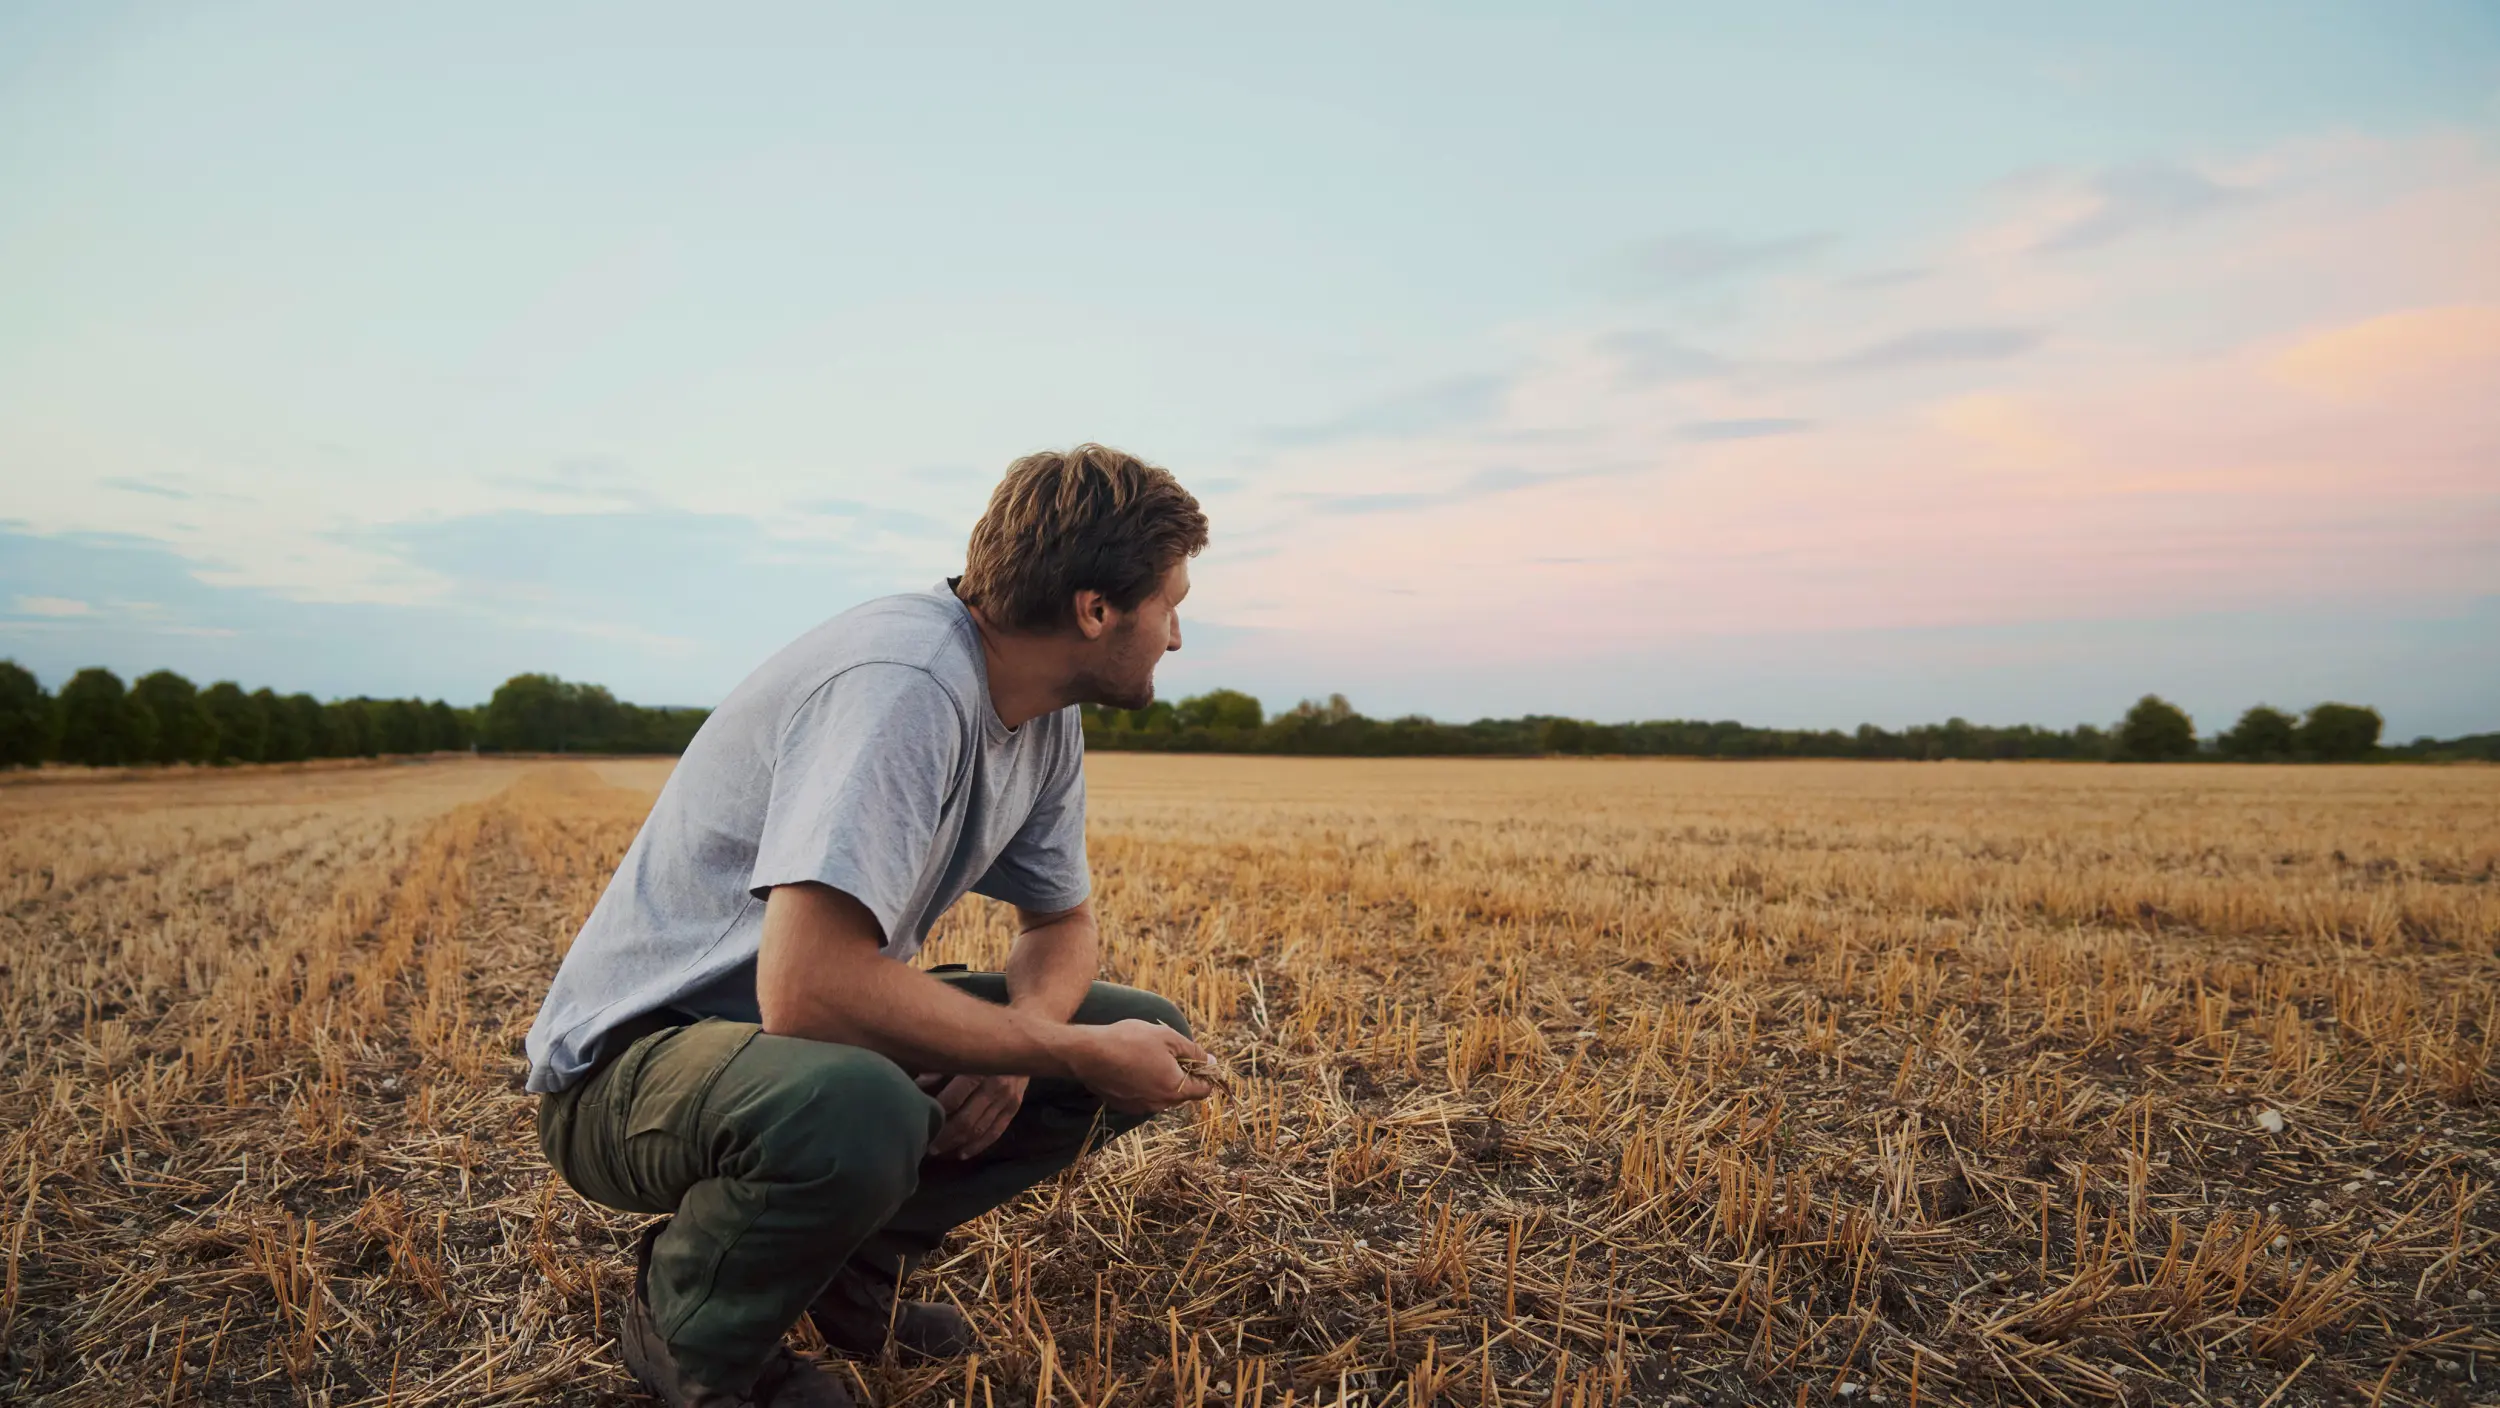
[1,754,2494,1406]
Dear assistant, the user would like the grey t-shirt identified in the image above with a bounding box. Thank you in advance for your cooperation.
[522,581,1090,1094]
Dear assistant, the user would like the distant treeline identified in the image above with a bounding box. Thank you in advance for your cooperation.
[0,663,706,768]
[1088,690,2495,763]
[5,661,2488,769]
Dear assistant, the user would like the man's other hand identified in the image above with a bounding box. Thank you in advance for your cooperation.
[1066,1018,1215,1115]
[918,1072,1028,1159]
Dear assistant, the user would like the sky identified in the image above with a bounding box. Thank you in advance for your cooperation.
[3,1,2497,738]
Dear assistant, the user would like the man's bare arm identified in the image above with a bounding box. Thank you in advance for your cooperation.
[753,882,1208,1112]
[1003,900,1098,1025]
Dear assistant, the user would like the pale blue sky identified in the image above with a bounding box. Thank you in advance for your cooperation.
[4,2,2496,736]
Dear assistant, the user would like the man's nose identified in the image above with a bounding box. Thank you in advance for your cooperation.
[1168,618,1183,652]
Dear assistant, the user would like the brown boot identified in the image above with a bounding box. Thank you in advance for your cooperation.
[620,1224,858,1408]
[807,1256,978,1362]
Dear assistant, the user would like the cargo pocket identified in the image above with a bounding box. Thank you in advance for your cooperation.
[620,1017,762,1144]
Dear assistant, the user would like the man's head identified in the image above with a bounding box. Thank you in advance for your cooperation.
[958,445,1207,711]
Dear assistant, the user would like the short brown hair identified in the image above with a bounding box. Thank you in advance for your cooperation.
[959,445,1208,634]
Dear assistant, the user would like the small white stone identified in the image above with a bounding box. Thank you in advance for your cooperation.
[1836,1384,1864,1399]
[2468,1289,2487,1303]
[2267,1202,2284,1217]
[2343,1181,2362,1194]
[2254,1109,2286,1134]
[2271,1234,2291,1252]
[2306,1199,2330,1217]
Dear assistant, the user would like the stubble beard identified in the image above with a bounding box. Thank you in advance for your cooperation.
[1072,622,1157,711]
[1074,665,1155,712]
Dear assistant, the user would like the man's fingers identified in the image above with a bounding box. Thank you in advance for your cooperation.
[932,1098,986,1156]
[1152,1022,1213,1064]
[930,1076,1025,1159]
[952,1105,1010,1158]
[948,1094,1011,1158]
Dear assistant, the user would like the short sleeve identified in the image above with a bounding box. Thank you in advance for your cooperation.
[972,725,1091,913]
[749,664,966,949]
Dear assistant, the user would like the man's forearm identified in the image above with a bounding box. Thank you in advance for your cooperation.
[755,883,1094,1078]
[1003,904,1099,1025]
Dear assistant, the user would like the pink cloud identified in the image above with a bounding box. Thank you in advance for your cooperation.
[2270,304,2500,403]
[1198,130,2500,667]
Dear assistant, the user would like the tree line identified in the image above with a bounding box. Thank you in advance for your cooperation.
[0,662,708,768]
[5,660,2483,769]
[1086,691,2490,762]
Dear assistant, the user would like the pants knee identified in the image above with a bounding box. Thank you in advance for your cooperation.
[1080,983,1189,1039]
[730,1042,936,1207]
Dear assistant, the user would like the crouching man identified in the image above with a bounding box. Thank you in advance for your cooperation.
[523,446,1218,1408]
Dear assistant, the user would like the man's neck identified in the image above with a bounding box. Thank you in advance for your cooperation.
[958,593,1068,731]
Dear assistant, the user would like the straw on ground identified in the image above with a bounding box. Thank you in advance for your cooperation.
[1,754,2493,1406]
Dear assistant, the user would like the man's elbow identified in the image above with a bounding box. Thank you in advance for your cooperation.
[756,961,879,1044]
[1016,898,1095,933]
[754,882,888,1041]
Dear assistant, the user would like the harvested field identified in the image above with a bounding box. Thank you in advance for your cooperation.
[2,755,2495,1407]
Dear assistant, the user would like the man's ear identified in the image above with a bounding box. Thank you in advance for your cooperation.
[1072,589,1114,641]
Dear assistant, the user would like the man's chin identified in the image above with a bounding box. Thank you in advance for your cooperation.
[1075,672,1155,712]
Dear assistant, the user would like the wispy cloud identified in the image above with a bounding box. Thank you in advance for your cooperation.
[1203,131,2500,664]
[791,498,957,538]
[1827,325,2046,373]
[2016,162,2255,254]
[11,595,93,617]
[1609,231,1830,293]
[1260,374,1511,447]
[1678,418,1812,441]
[99,478,191,501]
[1593,331,1728,387]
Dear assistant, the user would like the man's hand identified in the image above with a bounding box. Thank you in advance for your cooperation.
[919,1072,1028,1159]
[1064,1018,1216,1115]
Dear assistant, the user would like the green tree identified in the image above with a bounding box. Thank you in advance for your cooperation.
[2218,705,2297,761]
[2115,695,2196,761]
[483,673,626,752]
[321,698,376,757]
[266,692,320,762]
[2298,702,2382,762]
[427,699,468,750]
[133,670,216,764]
[201,681,269,763]
[377,698,427,755]
[484,673,567,751]
[1538,717,1587,754]
[0,660,51,767]
[1175,688,1264,732]
[57,668,154,766]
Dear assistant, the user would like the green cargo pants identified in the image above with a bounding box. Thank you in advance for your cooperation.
[537,972,1185,1389]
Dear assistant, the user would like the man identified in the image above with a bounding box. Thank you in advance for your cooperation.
[525,445,1219,1408]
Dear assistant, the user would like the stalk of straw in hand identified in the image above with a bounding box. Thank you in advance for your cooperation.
[1158,1019,1234,1094]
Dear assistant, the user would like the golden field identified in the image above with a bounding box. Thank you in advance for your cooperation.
[0,755,2494,1408]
